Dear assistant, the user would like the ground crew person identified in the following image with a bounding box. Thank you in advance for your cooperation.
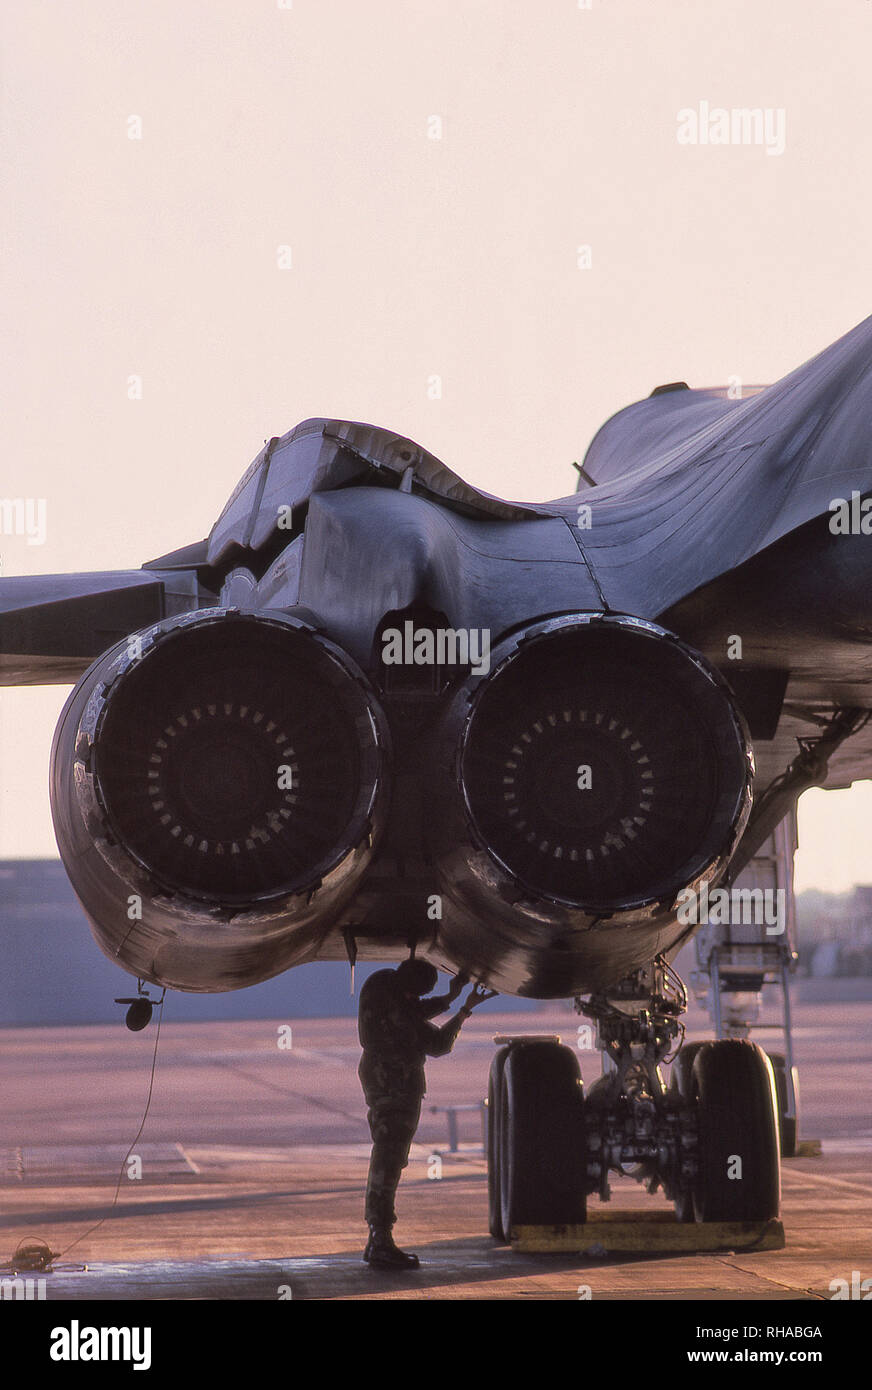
[358,958,494,1269]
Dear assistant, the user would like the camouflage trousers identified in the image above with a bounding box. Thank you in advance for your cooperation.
[359,1057,425,1228]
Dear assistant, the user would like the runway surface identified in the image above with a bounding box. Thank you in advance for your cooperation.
[1,998,870,1301]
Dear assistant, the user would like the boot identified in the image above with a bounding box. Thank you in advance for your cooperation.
[363,1224,420,1269]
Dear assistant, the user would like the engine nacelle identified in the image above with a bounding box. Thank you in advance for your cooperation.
[50,608,389,991]
[429,613,754,996]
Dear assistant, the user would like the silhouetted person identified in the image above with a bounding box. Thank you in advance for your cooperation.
[358,959,493,1269]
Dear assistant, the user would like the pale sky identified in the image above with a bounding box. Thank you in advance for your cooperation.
[1,1,871,890]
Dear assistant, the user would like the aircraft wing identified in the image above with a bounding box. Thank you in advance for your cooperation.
[0,550,215,686]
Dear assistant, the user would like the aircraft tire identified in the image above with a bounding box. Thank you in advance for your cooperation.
[766,1051,800,1158]
[498,1041,586,1237]
[691,1040,781,1222]
[487,1047,510,1241]
[668,1041,705,1222]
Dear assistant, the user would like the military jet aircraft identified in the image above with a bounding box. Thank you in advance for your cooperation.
[4,312,872,1236]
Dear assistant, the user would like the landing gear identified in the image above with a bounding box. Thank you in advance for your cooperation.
[485,959,784,1238]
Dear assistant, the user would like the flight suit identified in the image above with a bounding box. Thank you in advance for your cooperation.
[358,968,467,1229]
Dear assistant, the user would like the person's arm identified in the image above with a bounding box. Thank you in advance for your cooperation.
[418,972,469,1019]
[420,984,496,1057]
[420,1011,465,1058]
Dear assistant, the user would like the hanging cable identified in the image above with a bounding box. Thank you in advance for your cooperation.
[3,989,167,1273]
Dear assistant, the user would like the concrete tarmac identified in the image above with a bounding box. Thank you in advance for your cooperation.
[1,998,870,1300]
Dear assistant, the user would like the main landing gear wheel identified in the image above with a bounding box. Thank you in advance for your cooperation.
[767,1050,800,1158]
[487,1047,510,1241]
[496,1041,587,1240]
[691,1039,781,1223]
[669,1041,705,1223]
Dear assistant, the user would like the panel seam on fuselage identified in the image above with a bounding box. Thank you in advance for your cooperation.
[560,515,611,611]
